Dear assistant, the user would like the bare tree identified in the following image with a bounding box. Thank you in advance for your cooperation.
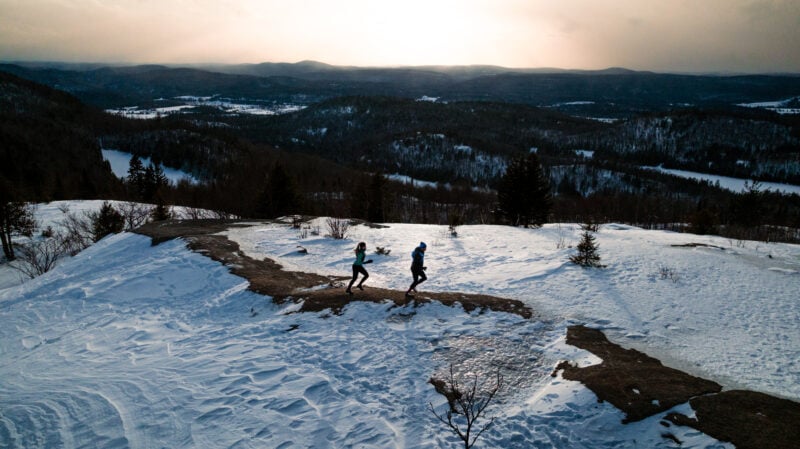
[429,365,503,449]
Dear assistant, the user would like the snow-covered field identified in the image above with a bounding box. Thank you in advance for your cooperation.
[2,202,799,448]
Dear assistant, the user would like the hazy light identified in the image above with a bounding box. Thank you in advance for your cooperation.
[0,0,798,72]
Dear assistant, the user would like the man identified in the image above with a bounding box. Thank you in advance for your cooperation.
[405,242,427,298]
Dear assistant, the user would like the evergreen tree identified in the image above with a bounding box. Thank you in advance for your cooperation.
[258,163,300,218]
[497,153,552,227]
[127,155,146,198]
[367,172,386,223]
[141,162,169,202]
[570,230,604,267]
[91,201,124,242]
[732,180,766,227]
[150,196,172,222]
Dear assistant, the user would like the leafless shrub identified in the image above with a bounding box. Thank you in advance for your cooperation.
[429,365,503,449]
[375,246,391,256]
[555,223,568,249]
[580,221,601,232]
[58,211,94,256]
[326,217,349,240]
[291,215,304,229]
[299,225,309,239]
[118,201,153,231]
[11,238,64,278]
[658,265,680,283]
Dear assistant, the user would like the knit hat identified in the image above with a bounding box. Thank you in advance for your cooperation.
[419,242,427,248]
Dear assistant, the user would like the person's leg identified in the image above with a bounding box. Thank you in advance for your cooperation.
[417,269,427,286]
[356,266,369,289]
[346,265,358,292]
[406,270,420,295]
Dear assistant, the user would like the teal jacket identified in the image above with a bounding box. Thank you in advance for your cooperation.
[354,249,366,266]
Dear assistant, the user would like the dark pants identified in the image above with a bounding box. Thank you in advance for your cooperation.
[347,264,368,290]
[409,267,427,291]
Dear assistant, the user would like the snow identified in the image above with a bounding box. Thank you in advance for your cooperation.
[737,97,800,115]
[104,96,306,119]
[3,203,799,448]
[643,165,800,195]
[102,149,200,185]
[386,173,441,189]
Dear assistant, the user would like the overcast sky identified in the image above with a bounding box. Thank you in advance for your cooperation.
[1,0,799,73]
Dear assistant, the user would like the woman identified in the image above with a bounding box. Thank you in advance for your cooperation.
[346,241,371,294]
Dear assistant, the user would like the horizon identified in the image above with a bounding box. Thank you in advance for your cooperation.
[1,1,799,74]
[4,58,800,77]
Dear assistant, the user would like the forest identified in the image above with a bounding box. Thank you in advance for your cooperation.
[2,65,800,243]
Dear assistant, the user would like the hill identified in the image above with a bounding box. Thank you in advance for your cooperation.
[0,71,121,201]
[4,62,800,115]
[1,203,798,447]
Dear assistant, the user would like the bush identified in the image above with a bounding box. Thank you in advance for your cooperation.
[11,237,63,279]
[326,217,349,240]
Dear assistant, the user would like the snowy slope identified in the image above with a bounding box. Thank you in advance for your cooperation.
[2,204,799,448]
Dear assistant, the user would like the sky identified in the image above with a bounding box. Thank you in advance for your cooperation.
[1,0,799,73]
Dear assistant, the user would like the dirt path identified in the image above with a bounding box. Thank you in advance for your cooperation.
[136,219,533,318]
[136,219,799,449]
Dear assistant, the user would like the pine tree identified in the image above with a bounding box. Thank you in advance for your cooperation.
[497,153,552,227]
[258,163,300,218]
[91,201,124,242]
[127,155,145,199]
[150,195,172,222]
[367,172,386,223]
[570,230,604,267]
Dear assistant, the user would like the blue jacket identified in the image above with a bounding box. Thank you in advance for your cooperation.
[411,247,425,271]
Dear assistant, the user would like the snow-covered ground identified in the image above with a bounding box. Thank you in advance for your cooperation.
[2,202,799,448]
[643,165,800,195]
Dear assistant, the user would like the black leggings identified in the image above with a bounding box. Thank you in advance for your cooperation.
[347,264,369,290]
[409,267,427,290]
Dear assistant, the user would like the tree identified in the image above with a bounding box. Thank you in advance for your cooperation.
[90,201,124,242]
[732,180,766,228]
[367,172,386,223]
[0,201,36,261]
[497,153,552,227]
[142,162,169,202]
[258,163,300,218]
[127,155,146,198]
[570,229,604,267]
[150,195,172,222]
